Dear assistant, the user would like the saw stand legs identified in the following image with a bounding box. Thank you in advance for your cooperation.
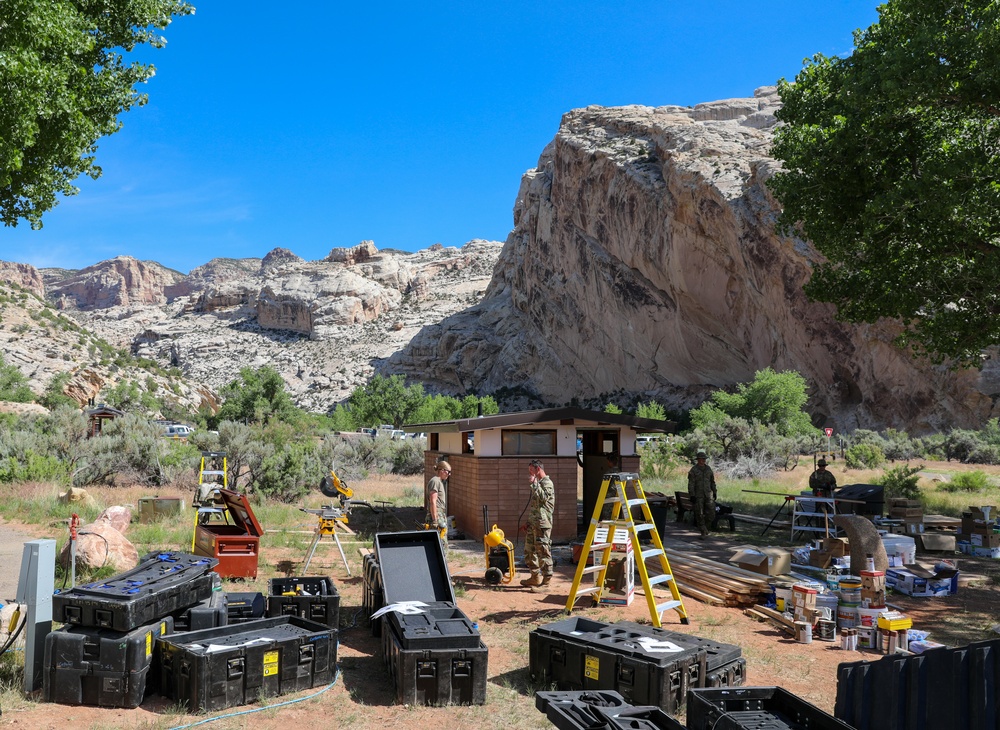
[303,522,352,576]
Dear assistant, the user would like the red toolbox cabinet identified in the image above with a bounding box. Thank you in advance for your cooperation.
[193,489,263,579]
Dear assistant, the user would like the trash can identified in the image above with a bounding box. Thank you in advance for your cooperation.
[642,492,670,544]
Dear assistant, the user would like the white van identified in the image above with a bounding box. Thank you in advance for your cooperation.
[162,424,194,439]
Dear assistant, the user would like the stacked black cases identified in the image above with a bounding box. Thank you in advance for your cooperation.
[266,576,340,630]
[383,623,487,706]
[172,571,227,633]
[225,592,265,623]
[535,690,686,730]
[43,616,175,708]
[613,621,746,689]
[836,638,1000,730]
[528,616,709,714]
[373,530,456,605]
[53,552,219,631]
[687,687,855,730]
[362,553,384,636]
[158,615,336,712]
[382,602,480,650]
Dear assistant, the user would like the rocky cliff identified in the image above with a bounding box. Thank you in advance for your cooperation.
[3,88,998,432]
[386,88,998,432]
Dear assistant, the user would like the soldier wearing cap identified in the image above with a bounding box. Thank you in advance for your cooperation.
[426,460,451,546]
[687,450,717,539]
[809,458,837,498]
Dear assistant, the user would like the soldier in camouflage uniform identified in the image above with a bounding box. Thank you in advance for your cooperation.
[687,450,717,539]
[521,459,554,591]
[809,458,837,498]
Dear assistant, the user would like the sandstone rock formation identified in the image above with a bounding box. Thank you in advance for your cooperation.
[387,89,996,432]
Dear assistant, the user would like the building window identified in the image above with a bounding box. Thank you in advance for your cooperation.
[501,430,556,456]
[463,431,474,454]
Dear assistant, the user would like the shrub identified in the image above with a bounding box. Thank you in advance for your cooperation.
[873,464,922,500]
[391,439,425,475]
[940,470,991,493]
[845,442,886,469]
[639,440,684,481]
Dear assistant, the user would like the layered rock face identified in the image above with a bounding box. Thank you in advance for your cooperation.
[387,89,994,432]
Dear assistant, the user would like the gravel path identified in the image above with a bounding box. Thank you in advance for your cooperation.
[0,521,36,602]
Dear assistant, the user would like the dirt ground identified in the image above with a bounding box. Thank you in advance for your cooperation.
[0,487,998,729]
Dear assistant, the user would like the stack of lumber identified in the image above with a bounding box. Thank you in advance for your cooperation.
[655,549,772,607]
[743,604,796,635]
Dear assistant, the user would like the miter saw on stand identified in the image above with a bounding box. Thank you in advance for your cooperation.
[300,469,382,575]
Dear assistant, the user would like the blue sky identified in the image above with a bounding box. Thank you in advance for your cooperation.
[7,2,880,274]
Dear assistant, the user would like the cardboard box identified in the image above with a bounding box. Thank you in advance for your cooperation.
[970,532,1000,548]
[821,537,848,556]
[729,547,791,577]
[593,527,634,606]
[919,533,956,552]
[972,546,1000,559]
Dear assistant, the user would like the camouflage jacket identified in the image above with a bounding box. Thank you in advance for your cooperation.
[529,475,555,530]
[687,463,716,497]
[809,469,837,495]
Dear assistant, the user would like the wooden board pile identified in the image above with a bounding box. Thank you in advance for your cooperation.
[657,549,772,607]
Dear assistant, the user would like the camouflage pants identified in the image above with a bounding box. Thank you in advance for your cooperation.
[692,492,715,536]
[524,524,552,577]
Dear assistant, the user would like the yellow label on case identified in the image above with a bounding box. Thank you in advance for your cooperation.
[146,632,152,658]
[263,650,279,677]
[584,654,599,680]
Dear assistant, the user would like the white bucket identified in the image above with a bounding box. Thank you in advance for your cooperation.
[837,604,859,629]
[816,593,839,616]
[881,535,916,565]
[857,606,885,628]
[795,621,813,644]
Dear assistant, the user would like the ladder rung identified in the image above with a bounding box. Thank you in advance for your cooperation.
[647,574,673,587]
[655,600,683,614]
[634,523,654,533]
[574,586,602,597]
[580,564,607,575]
[589,542,613,551]
[640,547,665,561]
[201,470,226,476]
[625,498,646,508]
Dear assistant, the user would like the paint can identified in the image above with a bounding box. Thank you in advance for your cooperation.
[794,620,813,644]
[817,618,837,642]
[774,582,793,612]
[838,576,862,604]
[837,603,859,629]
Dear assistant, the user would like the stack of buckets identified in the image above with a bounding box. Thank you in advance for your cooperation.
[836,556,888,650]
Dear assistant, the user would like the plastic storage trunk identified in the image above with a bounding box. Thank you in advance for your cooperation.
[266,576,340,630]
[382,601,480,650]
[612,620,743,682]
[192,489,264,579]
[383,620,487,706]
[43,616,174,707]
[53,552,218,631]
[158,615,337,712]
[137,497,185,523]
[225,592,265,623]
[687,686,855,730]
[173,573,227,633]
[362,553,384,636]
[528,616,708,714]
[836,637,1000,730]
[535,690,686,730]
[373,530,456,606]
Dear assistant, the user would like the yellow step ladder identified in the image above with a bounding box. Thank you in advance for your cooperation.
[565,472,689,627]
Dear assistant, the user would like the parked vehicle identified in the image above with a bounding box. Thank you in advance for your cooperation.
[161,423,194,440]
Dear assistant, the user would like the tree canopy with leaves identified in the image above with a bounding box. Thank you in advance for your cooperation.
[213,366,299,427]
[769,0,1000,364]
[0,0,193,228]
[690,368,817,437]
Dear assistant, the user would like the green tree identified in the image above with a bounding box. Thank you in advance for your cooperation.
[213,366,300,427]
[604,403,623,414]
[636,400,666,421]
[1,0,194,228]
[0,353,33,402]
[348,374,425,429]
[690,368,816,436]
[770,0,1000,363]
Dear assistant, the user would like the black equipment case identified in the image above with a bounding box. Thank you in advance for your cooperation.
[383,620,487,706]
[267,576,340,630]
[172,572,227,633]
[382,601,480,650]
[529,616,741,714]
[535,689,686,730]
[158,615,337,712]
[43,616,175,708]
[225,591,266,623]
[687,686,855,730]
[362,552,384,636]
[53,552,218,631]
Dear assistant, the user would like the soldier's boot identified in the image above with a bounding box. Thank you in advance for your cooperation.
[520,573,543,588]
